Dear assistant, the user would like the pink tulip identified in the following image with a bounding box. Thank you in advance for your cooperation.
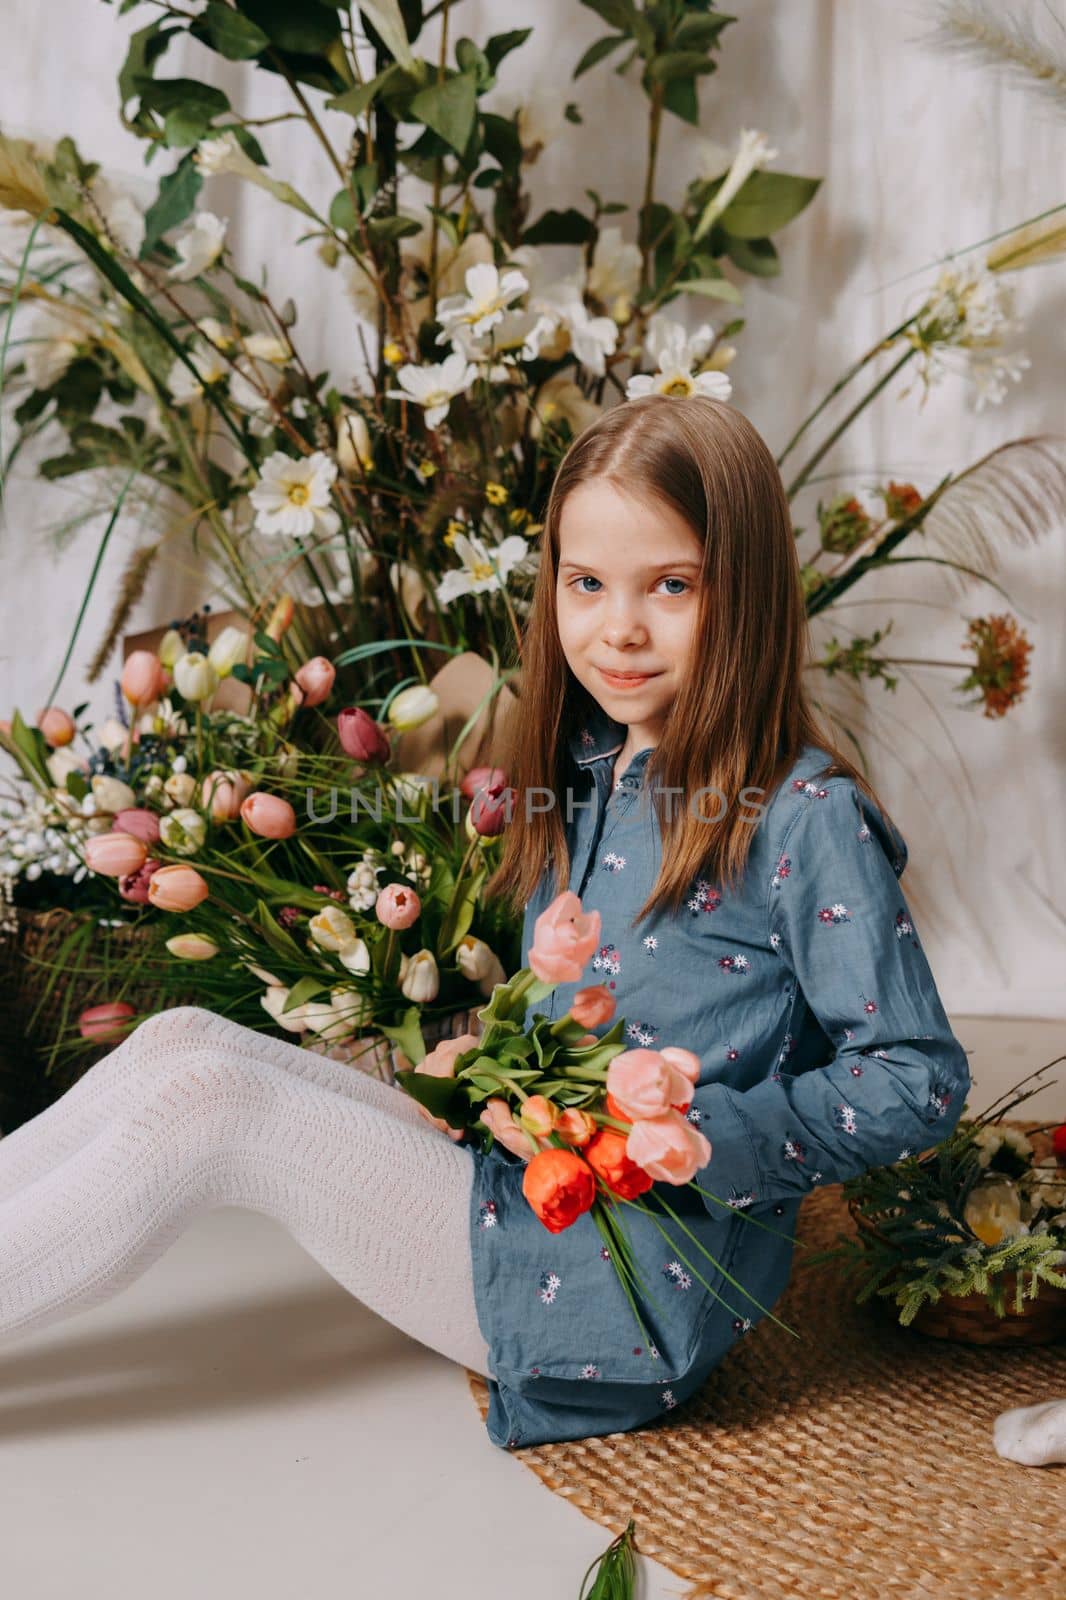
[468,781,515,837]
[626,1112,712,1186]
[114,807,161,845]
[337,706,390,763]
[606,1049,695,1120]
[119,858,161,904]
[460,765,507,801]
[659,1046,702,1086]
[240,792,297,840]
[147,863,209,911]
[37,706,75,747]
[83,831,148,878]
[375,881,421,929]
[121,650,167,707]
[200,769,251,822]
[78,1001,137,1041]
[527,891,601,985]
[569,986,616,1028]
[480,1097,543,1160]
[294,657,336,708]
[409,1032,479,1143]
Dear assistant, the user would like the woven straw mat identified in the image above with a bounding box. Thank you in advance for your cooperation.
[465,1121,1065,1600]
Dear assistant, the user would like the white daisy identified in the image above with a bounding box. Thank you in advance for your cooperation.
[521,279,618,377]
[167,337,228,405]
[626,315,733,401]
[436,532,529,606]
[169,211,227,281]
[249,450,340,538]
[387,351,477,428]
[436,261,529,342]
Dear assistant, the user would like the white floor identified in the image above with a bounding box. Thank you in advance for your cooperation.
[1,1017,1062,1600]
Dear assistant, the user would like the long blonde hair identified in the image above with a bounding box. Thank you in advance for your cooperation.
[485,393,894,930]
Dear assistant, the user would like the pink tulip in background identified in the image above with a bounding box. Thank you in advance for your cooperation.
[294,657,336,707]
[114,807,161,845]
[119,859,160,903]
[36,706,75,747]
[606,1049,696,1120]
[240,791,297,839]
[570,985,616,1027]
[337,706,390,763]
[78,1002,136,1041]
[626,1113,712,1185]
[121,650,167,706]
[200,768,251,821]
[480,1097,544,1160]
[459,765,507,801]
[84,831,148,878]
[410,1032,480,1142]
[375,881,421,928]
[527,890,601,984]
[147,864,209,911]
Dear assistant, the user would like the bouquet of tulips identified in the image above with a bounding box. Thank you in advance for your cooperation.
[392,887,794,1349]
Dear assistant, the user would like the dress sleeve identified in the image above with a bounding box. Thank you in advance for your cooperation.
[691,779,971,1208]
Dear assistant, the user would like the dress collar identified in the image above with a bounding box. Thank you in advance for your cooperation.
[566,700,654,770]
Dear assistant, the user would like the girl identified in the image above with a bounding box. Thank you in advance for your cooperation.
[0,392,969,1458]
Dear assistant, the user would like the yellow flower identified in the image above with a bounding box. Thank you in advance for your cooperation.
[507,506,530,527]
[484,480,509,506]
[383,341,404,366]
[444,518,467,545]
[417,459,438,479]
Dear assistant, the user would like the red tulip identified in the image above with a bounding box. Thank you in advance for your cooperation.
[460,765,507,801]
[294,656,336,708]
[119,859,161,904]
[1053,1124,1066,1162]
[337,707,390,763]
[37,706,76,747]
[84,831,148,878]
[240,791,297,840]
[468,781,515,837]
[78,1002,136,1041]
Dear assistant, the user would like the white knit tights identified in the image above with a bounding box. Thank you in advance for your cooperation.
[0,1006,492,1377]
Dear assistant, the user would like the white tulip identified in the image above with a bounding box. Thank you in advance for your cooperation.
[96,717,131,754]
[159,808,207,856]
[260,985,311,1033]
[91,774,137,814]
[173,651,220,703]
[399,949,440,1003]
[387,685,439,731]
[456,935,507,996]
[164,772,197,807]
[207,626,249,678]
[158,628,187,668]
[336,937,371,975]
[308,904,358,952]
[336,408,373,475]
[46,748,85,787]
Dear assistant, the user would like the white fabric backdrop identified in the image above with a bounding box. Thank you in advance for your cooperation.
[1,0,1063,1017]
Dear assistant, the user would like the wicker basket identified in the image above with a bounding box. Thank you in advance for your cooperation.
[846,1126,1066,1347]
[0,901,485,1131]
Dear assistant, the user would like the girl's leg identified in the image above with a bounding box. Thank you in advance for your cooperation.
[0,1006,429,1203]
[0,1009,492,1377]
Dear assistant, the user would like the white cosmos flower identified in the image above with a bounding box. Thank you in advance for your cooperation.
[586,227,641,318]
[387,351,477,429]
[195,131,259,180]
[250,450,341,538]
[530,375,600,439]
[167,337,228,405]
[169,211,227,281]
[435,262,529,342]
[626,315,733,401]
[436,532,529,606]
[521,279,618,377]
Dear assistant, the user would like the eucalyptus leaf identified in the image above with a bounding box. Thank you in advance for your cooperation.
[408,72,478,154]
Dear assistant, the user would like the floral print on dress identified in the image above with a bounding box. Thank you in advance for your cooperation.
[895,909,918,945]
[833,1103,858,1135]
[641,933,659,955]
[592,942,621,979]
[478,1199,499,1229]
[602,850,626,874]
[726,1186,756,1209]
[732,1316,753,1334]
[717,953,751,973]
[861,993,878,1015]
[817,901,853,925]
[663,1259,693,1290]
[791,778,829,799]
[659,1388,678,1410]
[538,1270,561,1305]
[625,1019,660,1046]
[783,1134,807,1165]
[580,1363,602,1380]
[687,879,723,916]
[771,853,792,889]
[598,1244,611,1261]
[927,1081,954,1120]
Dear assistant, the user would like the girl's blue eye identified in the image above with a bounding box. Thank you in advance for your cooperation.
[570,576,690,595]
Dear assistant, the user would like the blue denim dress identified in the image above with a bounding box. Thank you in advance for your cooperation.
[467,702,970,1450]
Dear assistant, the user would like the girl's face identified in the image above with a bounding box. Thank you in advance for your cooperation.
[555,477,704,753]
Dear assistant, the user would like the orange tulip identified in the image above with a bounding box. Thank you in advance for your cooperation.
[147,864,209,911]
[83,831,148,878]
[78,1001,137,1041]
[37,706,76,747]
[521,1147,598,1233]
[240,791,297,839]
[584,1126,655,1200]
